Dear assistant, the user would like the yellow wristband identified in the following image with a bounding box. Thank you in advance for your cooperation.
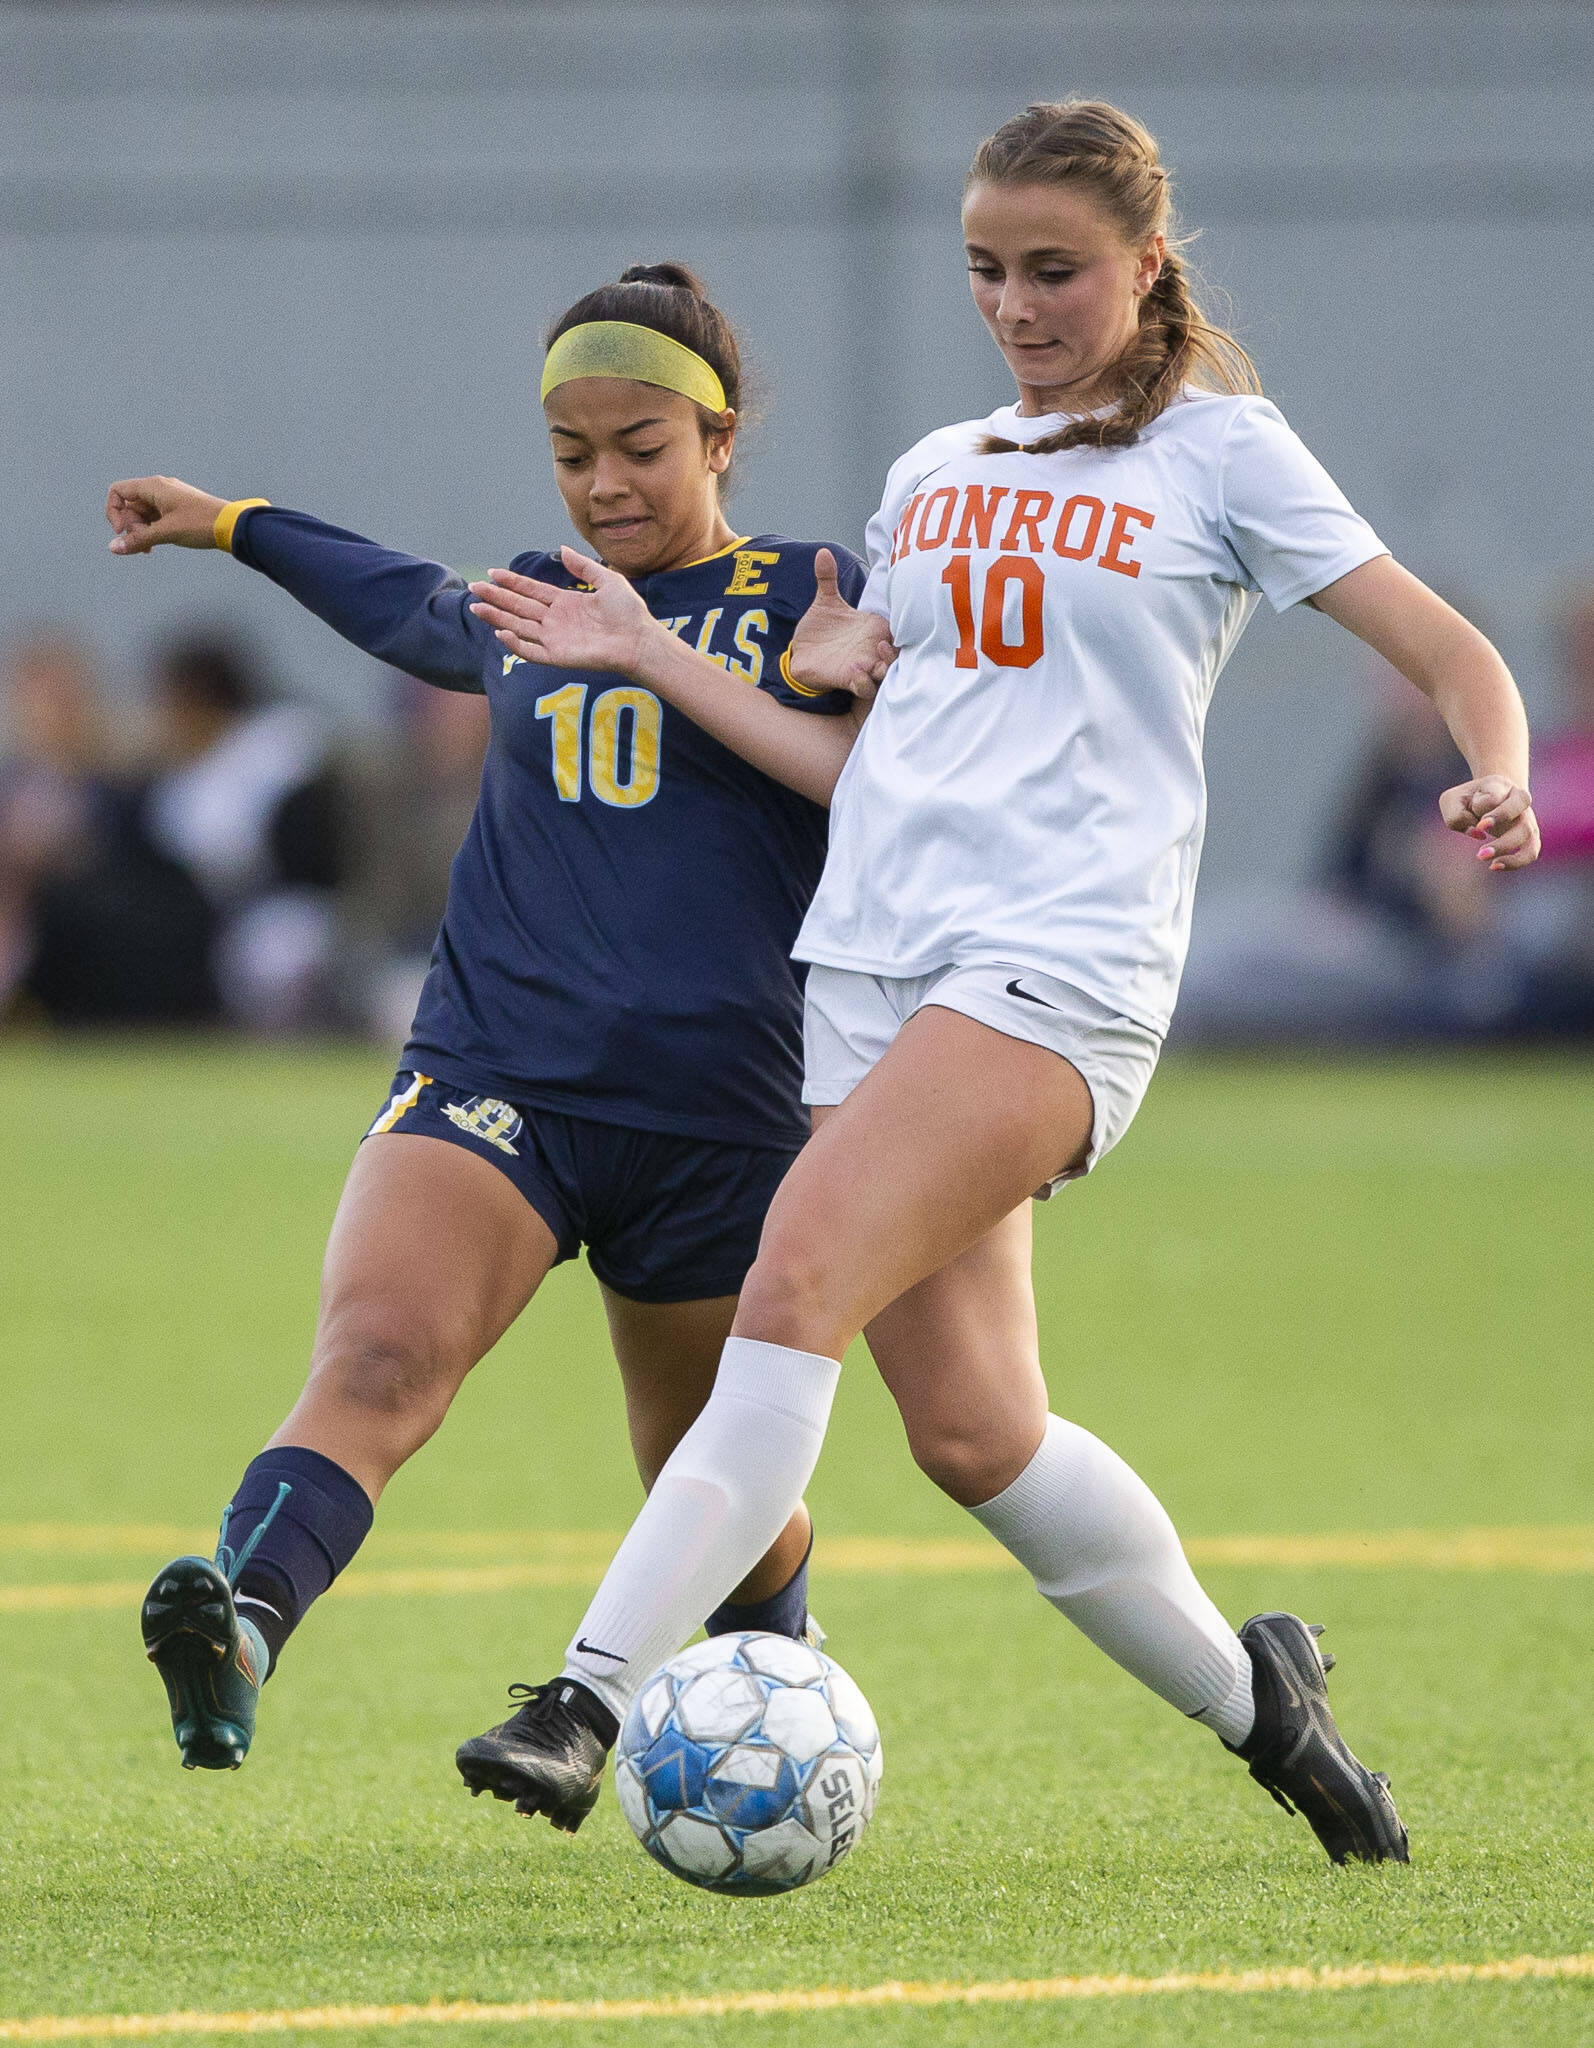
[213,498,270,553]
[779,645,826,699]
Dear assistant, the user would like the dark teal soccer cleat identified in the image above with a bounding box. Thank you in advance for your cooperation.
[141,1484,287,1770]
[141,1557,269,1768]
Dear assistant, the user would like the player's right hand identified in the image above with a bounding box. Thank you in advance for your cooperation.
[469,549,655,675]
[107,476,229,554]
[788,550,896,700]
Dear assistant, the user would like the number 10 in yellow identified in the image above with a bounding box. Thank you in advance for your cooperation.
[534,683,663,808]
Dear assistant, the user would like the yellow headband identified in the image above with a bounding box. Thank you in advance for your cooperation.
[540,320,728,413]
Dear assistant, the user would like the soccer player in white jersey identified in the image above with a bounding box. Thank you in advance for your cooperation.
[469,101,1539,1864]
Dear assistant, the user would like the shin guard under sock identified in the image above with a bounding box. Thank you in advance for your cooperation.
[219,1446,374,1676]
[969,1415,1255,1746]
[562,1337,841,1718]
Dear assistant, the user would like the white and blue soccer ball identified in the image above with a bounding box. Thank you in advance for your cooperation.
[614,1632,883,1896]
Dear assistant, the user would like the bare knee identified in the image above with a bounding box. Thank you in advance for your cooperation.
[734,1237,848,1355]
[905,1423,1003,1507]
[903,1412,1038,1509]
[306,1313,468,1438]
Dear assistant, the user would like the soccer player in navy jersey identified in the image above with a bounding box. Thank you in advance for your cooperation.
[106,264,885,1827]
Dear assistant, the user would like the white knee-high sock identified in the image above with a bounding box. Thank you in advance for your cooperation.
[969,1415,1254,1746]
[562,1337,842,1719]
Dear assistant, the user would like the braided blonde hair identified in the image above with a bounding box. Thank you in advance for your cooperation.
[968,100,1258,454]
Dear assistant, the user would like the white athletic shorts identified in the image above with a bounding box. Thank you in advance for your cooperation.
[801,960,1162,1194]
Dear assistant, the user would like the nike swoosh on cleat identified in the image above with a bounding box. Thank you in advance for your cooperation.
[574,1638,628,1663]
[1005,978,1054,1007]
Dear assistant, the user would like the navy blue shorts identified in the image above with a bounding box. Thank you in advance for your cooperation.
[366,1071,800,1304]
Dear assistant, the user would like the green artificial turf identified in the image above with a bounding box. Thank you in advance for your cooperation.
[1,1039,1592,2045]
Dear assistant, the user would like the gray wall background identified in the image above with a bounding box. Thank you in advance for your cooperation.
[4,0,1591,889]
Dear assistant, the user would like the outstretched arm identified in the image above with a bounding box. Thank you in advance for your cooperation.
[1310,556,1538,871]
[106,475,488,692]
[470,547,883,807]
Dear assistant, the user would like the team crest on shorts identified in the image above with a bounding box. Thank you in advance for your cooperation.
[441,1095,523,1156]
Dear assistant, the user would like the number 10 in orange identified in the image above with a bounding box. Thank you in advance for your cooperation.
[941,555,1046,670]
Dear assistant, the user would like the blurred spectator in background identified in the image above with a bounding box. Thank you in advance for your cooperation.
[1175,658,1521,1046]
[1174,583,1594,1046]
[17,589,1576,1048]
[1,630,217,1024]
[140,633,349,1030]
[1491,587,1594,1029]
[1,626,359,1031]
[1533,592,1594,862]
[1323,678,1477,941]
[1315,671,1522,1035]
[339,671,488,1042]
[0,632,104,1005]
[1179,586,1594,1046]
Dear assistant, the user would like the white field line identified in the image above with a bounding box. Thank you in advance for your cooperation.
[3,1526,1594,1615]
[3,1952,1592,2037]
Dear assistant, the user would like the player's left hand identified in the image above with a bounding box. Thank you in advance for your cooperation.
[1438,775,1540,872]
[469,548,656,674]
[106,475,228,553]
[788,549,896,699]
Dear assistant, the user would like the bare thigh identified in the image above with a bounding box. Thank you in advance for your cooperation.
[601,1286,813,1604]
[270,1134,559,1498]
[735,1003,1093,1358]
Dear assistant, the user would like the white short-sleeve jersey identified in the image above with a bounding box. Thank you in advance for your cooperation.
[793,390,1387,1035]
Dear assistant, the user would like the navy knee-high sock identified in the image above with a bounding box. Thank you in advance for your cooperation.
[703,1530,813,1641]
[219,1447,374,1676]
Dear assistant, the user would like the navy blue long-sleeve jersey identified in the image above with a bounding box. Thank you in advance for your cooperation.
[230,508,864,1145]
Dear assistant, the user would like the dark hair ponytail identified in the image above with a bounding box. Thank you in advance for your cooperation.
[968,100,1258,455]
[545,262,745,426]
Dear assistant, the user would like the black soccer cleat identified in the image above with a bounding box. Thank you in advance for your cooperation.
[455,1679,619,1834]
[1227,1611,1409,1865]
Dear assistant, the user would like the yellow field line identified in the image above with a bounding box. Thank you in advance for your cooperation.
[1187,1528,1594,1572]
[0,1529,621,1561]
[4,1952,1591,2037]
[0,1527,206,1555]
[8,1522,1594,1571]
[0,1582,150,1613]
[0,1568,604,1615]
[5,1526,1594,1614]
